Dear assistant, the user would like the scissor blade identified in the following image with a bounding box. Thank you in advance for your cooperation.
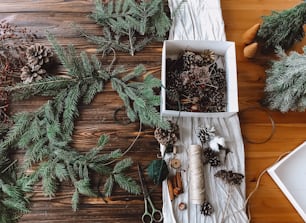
[137,163,149,197]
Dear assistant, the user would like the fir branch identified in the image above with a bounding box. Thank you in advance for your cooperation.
[113,157,133,173]
[72,189,80,212]
[103,175,114,197]
[19,139,140,210]
[85,0,171,56]
[263,46,306,112]
[0,158,30,223]
[256,2,306,51]
[111,65,169,129]
[103,157,140,197]
[113,173,140,195]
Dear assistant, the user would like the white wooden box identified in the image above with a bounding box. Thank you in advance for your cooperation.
[268,141,306,221]
[161,40,238,117]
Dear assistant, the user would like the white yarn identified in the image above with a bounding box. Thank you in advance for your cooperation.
[188,144,205,205]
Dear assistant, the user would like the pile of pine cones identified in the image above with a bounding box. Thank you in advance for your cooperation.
[166,49,227,113]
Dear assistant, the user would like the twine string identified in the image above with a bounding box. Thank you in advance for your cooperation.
[221,151,290,222]
[188,144,206,205]
[239,107,276,144]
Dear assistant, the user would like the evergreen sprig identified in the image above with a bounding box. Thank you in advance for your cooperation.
[256,1,306,51]
[263,46,306,112]
[20,135,140,211]
[111,66,169,129]
[0,157,29,223]
[82,0,171,56]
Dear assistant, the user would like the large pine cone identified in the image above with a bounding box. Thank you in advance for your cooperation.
[20,64,45,84]
[20,44,53,84]
[26,44,53,66]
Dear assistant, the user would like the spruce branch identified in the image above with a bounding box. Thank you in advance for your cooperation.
[19,137,140,210]
[111,65,169,129]
[0,158,30,223]
[256,2,306,51]
[84,0,171,56]
[263,46,306,112]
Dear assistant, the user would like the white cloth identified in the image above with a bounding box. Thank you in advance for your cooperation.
[168,0,226,41]
[161,1,248,222]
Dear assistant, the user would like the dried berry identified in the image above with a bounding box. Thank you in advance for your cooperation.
[0,21,37,123]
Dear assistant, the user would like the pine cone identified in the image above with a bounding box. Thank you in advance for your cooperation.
[166,86,180,104]
[201,201,213,216]
[20,44,53,84]
[182,51,196,70]
[20,64,44,84]
[208,156,221,167]
[194,54,204,66]
[197,126,216,145]
[200,49,216,65]
[154,121,179,146]
[26,44,53,66]
[203,148,221,167]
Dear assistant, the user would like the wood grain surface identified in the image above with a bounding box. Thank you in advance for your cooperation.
[2,0,306,222]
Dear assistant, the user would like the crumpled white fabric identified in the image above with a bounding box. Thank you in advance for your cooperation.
[167,0,226,41]
[161,1,248,222]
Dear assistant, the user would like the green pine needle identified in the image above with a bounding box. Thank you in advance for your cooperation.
[72,189,80,212]
[113,158,133,173]
[113,173,140,195]
[85,0,171,56]
[263,46,306,112]
[256,2,306,51]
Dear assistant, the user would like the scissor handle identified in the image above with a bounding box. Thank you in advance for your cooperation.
[142,198,153,223]
[147,197,163,222]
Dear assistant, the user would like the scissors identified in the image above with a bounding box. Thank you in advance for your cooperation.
[137,163,163,223]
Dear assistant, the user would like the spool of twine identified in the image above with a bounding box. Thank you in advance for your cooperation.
[188,144,205,204]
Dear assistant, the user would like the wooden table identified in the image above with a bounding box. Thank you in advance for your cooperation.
[1,0,306,222]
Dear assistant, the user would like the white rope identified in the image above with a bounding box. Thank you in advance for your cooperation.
[188,145,205,204]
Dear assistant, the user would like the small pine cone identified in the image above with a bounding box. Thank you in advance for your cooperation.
[197,126,215,144]
[201,201,214,216]
[203,148,216,161]
[198,130,210,145]
[166,87,180,104]
[208,156,221,167]
[20,64,44,84]
[182,51,196,70]
[154,121,179,146]
[200,49,216,64]
[26,44,53,66]
[194,54,204,66]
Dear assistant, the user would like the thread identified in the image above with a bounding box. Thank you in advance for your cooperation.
[188,144,205,204]
[221,151,290,222]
